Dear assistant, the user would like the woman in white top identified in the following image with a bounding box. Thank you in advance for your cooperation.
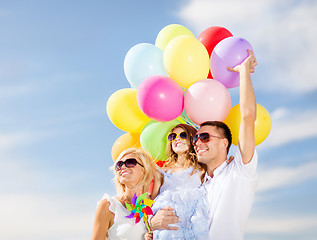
[91,148,163,240]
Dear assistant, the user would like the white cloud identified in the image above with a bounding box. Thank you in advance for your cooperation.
[176,0,267,32]
[0,60,29,82]
[0,193,94,240]
[176,0,317,93]
[0,131,57,154]
[256,161,317,193]
[270,107,288,120]
[0,139,98,240]
[0,83,38,98]
[258,107,317,149]
[0,59,88,99]
[0,60,38,98]
[247,215,317,235]
[0,133,28,152]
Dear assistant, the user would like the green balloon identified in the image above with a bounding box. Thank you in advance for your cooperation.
[140,119,181,160]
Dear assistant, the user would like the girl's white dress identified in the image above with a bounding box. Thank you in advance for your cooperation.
[151,167,209,240]
[98,193,147,240]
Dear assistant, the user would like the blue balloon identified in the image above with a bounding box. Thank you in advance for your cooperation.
[124,43,168,89]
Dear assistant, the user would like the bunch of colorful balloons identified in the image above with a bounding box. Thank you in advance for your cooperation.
[107,24,271,163]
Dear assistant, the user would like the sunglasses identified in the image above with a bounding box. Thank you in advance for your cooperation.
[167,131,187,142]
[192,132,223,145]
[115,158,144,171]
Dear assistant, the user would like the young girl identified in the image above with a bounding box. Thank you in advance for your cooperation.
[151,124,209,240]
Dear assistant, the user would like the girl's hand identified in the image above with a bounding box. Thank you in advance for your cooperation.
[144,232,153,240]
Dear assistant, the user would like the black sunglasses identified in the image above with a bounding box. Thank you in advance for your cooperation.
[115,158,144,171]
[167,131,187,142]
[192,132,223,145]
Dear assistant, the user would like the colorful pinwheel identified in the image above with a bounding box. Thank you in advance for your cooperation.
[125,192,154,233]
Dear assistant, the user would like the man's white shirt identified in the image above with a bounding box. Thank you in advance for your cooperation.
[201,147,258,240]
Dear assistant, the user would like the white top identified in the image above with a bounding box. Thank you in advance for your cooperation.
[201,147,258,240]
[151,167,209,240]
[98,193,147,240]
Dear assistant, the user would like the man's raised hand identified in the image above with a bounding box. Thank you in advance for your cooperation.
[227,50,257,73]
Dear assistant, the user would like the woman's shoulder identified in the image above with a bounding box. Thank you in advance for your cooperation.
[97,193,118,215]
[98,193,114,204]
[96,198,113,218]
[92,194,115,239]
[98,198,111,208]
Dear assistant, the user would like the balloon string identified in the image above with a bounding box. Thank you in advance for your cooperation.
[179,114,198,129]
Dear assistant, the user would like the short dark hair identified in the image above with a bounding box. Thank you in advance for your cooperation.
[200,121,232,154]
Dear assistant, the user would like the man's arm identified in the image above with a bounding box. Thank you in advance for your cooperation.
[228,50,257,164]
[150,206,179,231]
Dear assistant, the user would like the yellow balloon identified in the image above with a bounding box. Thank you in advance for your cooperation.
[155,24,195,51]
[224,104,240,146]
[224,104,272,146]
[163,35,210,89]
[111,132,141,161]
[106,88,150,133]
[255,105,272,145]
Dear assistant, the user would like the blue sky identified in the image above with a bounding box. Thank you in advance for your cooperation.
[1,0,316,239]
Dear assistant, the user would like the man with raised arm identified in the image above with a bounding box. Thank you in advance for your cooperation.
[193,49,258,239]
[149,50,258,240]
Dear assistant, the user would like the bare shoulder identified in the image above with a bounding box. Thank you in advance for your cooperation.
[98,198,111,209]
[91,198,115,239]
[96,198,114,218]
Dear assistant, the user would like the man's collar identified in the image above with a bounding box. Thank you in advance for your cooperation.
[203,160,229,183]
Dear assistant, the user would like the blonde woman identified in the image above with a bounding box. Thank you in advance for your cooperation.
[91,148,163,240]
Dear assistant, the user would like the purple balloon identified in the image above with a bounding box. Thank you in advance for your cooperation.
[137,75,184,122]
[210,37,254,88]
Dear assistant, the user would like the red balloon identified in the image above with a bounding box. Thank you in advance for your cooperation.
[198,26,233,56]
[207,71,213,79]
[198,26,233,79]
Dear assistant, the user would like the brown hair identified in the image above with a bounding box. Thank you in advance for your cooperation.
[163,124,205,174]
[113,148,162,198]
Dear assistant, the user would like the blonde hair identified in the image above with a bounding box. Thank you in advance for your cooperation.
[164,124,204,174]
[113,148,162,198]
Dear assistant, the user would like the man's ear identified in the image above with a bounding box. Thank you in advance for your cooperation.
[222,138,229,150]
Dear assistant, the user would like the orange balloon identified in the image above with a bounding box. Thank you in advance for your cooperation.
[224,104,271,146]
[111,132,141,161]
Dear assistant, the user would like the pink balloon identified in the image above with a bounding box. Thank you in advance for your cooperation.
[210,37,254,88]
[137,75,184,122]
[184,79,231,125]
